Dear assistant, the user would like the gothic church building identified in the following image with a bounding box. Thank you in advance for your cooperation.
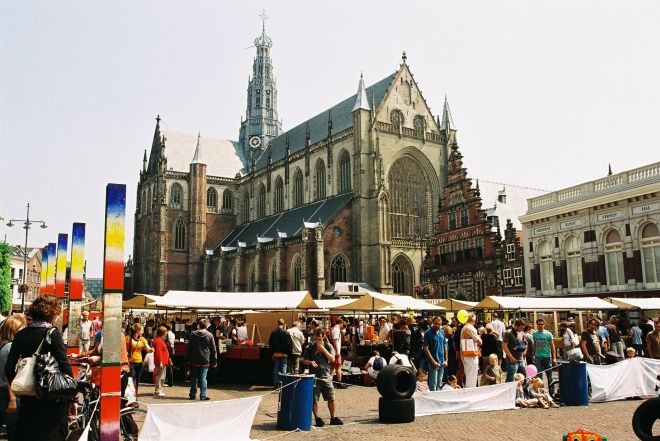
[133,25,458,297]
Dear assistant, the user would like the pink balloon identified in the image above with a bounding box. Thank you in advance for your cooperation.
[525,364,538,378]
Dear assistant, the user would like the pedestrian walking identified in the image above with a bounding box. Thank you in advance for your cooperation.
[187,319,217,400]
[127,323,153,396]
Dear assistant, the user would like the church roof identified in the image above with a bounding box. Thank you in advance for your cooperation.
[160,130,245,177]
[217,192,354,251]
[477,180,548,230]
[255,73,396,170]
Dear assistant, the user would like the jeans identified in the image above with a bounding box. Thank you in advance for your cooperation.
[463,356,479,388]
[189,366,209,399]
[273,357,288,386]
[288,354,300,374]
[129,362,143,395]
[0,389,19,441]
[427,364,444,391]
[535,356,553,384]
[505,359,522,382]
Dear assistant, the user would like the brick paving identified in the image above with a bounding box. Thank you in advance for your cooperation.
[135,381,646,440]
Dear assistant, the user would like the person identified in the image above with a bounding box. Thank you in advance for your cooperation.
[126,323,153,395]
[442,375,461,390]
[528,377,559,408]
[597,318,610,352]
[607,315,625,358]
[268,319,292,387]
[523,325,535,367]
[408,316,425,369]
[480,324,498,372]
[152,326,170,397]
[91,314,103,337]
[532,318,556,385]
[640,316,654,357]
[392,321,411,355]
[626,347,637,358]
[377,317,391,343]
[227,319,239,345]
[481,353,502,386]
[559,321,577,359]
[415,370,429,393]
[490,313,506,344]
[236,319,248,342]
[0,316,26,441]
[187,319,217,400]
[389,351,412,367]
[5,295,72,440]
[142,350,155,384]
[364,350,387,379]
[503,319,526,382]
[79,310,93,352]
[514,374,539,408]
[330,319,346,388]
[460,313,482,388]
[287,321,305,374]
[302,328,343,427]
[647,320,660,359]
[423,316,448,391]
[581,319,604,364]
[630,321,643,358]
[164,324,176,386]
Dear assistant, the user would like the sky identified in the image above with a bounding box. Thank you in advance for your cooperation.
[1,1,659,278]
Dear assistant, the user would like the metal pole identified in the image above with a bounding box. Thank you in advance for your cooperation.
[21,203,30,312]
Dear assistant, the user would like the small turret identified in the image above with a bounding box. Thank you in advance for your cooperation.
[352,72,371,112]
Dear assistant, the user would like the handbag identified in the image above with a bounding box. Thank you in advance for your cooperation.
[34,329,77,400]
[11,329,51,396]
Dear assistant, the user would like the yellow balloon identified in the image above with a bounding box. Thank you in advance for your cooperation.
[457,309,469,324]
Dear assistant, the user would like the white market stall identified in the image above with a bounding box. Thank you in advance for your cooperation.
[606,297,660,311]
[152,290,319,310]
[438,298,479,311]
[122,293,162,310]
[332,292,444,312]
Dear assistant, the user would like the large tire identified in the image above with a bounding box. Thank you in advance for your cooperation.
[379,397,415,424]
[632,397,660,441]
[376,365,416,400]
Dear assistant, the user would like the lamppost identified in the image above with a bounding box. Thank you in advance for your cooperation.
[6,203,47,312]
[407,232,432,296]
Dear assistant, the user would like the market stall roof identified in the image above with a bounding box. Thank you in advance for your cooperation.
[153,290,318,310]
[332,292,444,311]
[122,294,162,310]
[438,299,479,311]
[475,295,618,311]
[606,297,660,310]
[315,299,355,310]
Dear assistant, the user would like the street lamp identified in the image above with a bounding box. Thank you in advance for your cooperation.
[407,232,432,296]
[6,203,47,312]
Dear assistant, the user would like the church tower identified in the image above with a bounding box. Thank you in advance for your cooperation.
[239,16,282,163]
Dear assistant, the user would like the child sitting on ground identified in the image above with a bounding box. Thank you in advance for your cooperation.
[626,347,637,358]
[514,373,539,408]
[481,353,503,386]
[528,377,559,408]
[415,370,429,393]
[442,375,462,390]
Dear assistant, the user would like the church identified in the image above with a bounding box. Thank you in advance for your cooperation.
[133,23,460,298]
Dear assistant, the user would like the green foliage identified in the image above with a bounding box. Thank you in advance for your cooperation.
[0,243,12,313]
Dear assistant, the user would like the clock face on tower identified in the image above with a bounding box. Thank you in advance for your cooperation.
[249,136,262,148]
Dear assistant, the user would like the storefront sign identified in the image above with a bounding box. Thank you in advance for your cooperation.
[533,225,554,235]
[560,219,581,230]
[631,203,659,216]
[597,211,622,222]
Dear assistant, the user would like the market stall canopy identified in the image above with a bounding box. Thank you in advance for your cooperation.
[314,299,355,310]
[332,292,444,311]
[438,299,479,311]
[475,295,618,311]
[154,290,318,310]
[122,294,162,310]
[606,297,660,310]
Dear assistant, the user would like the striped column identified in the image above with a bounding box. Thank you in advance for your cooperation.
[55,233,68,298]
[39,247,48,294]
[100,184,126,441]
[46,242,56,295]
[67,223,85,362]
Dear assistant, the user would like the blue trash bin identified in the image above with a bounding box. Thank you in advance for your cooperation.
[558,361,589,406]
[277,374,315,431]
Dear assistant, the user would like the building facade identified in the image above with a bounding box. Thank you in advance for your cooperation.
[133,26,456,297]
[9,246,41,306]
[520,161,660,297]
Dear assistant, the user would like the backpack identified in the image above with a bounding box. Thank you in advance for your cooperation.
[372,356,384,371]
[393,355,404,366]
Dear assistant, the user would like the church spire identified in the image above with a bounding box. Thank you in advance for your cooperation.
[439,95,455,131]
[191,132,204,164]
[352,72,370,112]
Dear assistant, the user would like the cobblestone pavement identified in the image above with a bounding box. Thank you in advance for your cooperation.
[135,381,645,440]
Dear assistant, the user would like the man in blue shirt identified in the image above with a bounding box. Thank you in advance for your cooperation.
[423,316,448,391]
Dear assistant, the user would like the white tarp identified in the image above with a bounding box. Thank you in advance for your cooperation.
[587,357,660,402]
[438,298,479,311]
[314,299,355,310]
[475,295,618,311]
[154,290,318,310]
[606,297,660,310]
[139,395,262,441]
[414,382,517,416]
[333,292,444,311]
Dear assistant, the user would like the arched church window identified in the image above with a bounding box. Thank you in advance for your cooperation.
[388,157,431,238]
[241,192,250,223]
[257,184,267,218]
[174,219,186,251]
[248,264,257,292]
[291,256,302,291]
[293,169,304,207]
[338,151,351,193]
[207,187,218,212]
[269,258,277,292]
[315,159,326,200]
[330,254,348,285]
[391,255,413,295]
[222,189,233,211]
[274,177,284,213]
[170,183,182,208]
[641,223,660,287]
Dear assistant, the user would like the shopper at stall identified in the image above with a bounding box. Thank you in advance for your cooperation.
[423,316,448,391]
[460,313,482,388]
[303,328,343,427]
[187,319,217,401]
[127,323,153,395]
[502,319,526,382]
[269,319,292,387]
[581,319,604,364]
[377,317,391,343]
[287,321,305,374]
[236,319,248,342]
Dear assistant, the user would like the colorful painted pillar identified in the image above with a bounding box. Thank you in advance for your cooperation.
[39,246,48,294]
[46,242,56,295]
[100,184,126,440]
[55,234,68,298]
[67,223,85,367]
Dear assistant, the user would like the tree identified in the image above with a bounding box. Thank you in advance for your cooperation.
[0,242,12,313]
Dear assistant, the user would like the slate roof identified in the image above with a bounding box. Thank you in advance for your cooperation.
[217,192,354,251]
[255,73,396,170]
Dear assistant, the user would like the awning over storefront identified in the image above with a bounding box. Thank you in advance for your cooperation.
[475,295,617,311]
[438,298,479,311]
[606,297,660,310]
[332,292,444,311]
[152,290,318,310]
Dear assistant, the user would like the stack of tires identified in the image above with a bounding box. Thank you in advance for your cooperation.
[375,364,416,424]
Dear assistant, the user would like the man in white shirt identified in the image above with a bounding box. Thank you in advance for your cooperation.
[331,319,346,387]
[378,317,391,343]
[287,321,306,374]
[364,350,387,379]
[80,310,93,352]
[490,313,505,341]
[236,319,248,342]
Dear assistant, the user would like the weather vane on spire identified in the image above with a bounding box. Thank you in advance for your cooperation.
[259,9,269,32]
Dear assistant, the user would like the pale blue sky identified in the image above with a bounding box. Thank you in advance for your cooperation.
[1,1,658,277]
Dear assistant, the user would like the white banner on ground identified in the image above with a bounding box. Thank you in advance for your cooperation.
[138,395,262,441]
[587,357,660,402]
[414,382,517,416]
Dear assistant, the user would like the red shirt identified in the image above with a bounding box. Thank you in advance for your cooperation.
[153,336,170,366]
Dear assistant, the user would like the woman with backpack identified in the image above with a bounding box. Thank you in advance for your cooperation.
[0,316,26,441]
